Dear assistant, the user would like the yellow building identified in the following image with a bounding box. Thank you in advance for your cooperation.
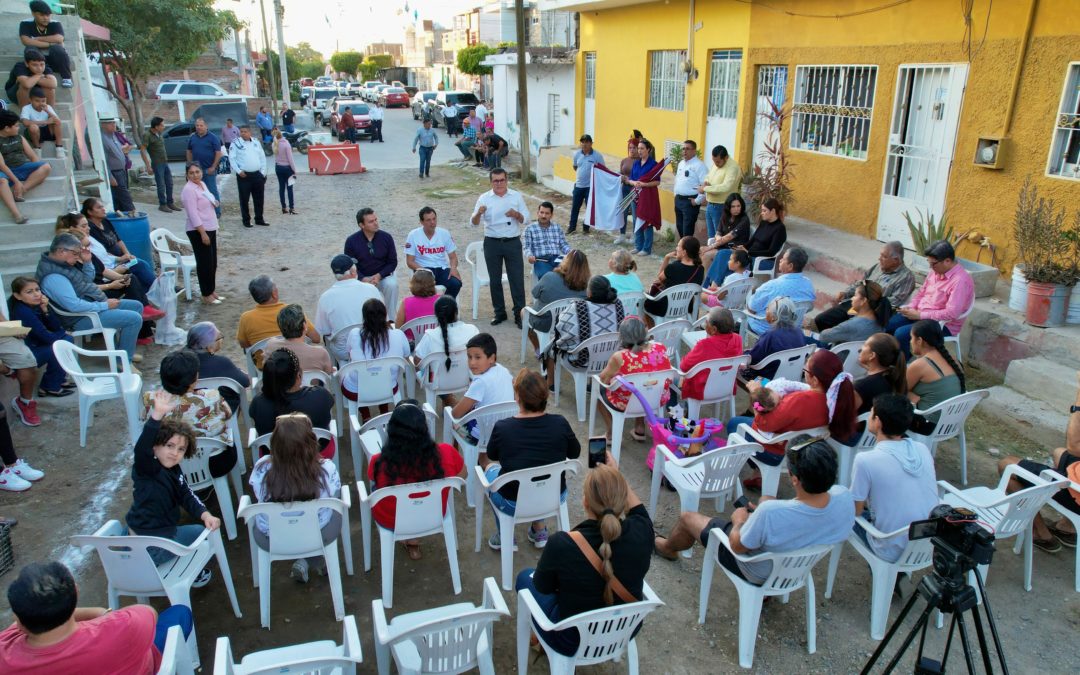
[544,0,1080,270]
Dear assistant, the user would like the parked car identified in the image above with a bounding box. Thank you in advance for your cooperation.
[155,80,247,101]
[329,99,372,140]
[347,82,364,95]
[300,86,315,108]
[312,87,338,124]
[380,87,410,108]
[404,85,419,98]
[435,91,480,122]
[370,84,391,103]
[315,76,333,87]
[299,77,314,87]
[411,91,439,120]
[161,101,249,161]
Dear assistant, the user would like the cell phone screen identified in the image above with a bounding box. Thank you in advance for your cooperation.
[587,436,607,468]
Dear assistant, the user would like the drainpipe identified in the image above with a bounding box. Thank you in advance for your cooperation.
[1001,0,1037,137]
[685,0,695,139]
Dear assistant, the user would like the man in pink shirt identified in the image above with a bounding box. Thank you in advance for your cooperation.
[885,240,974,356]
[0,561,191,674]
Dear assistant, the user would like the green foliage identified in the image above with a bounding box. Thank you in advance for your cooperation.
[667,144,702,173]
[330,51,364,77]
[1013,177,1080,285]
[290,42,323,64]
[367,54,394,69]
[904,209,954,255]
[298,60,326,80]
[261,49,300,88]
[457,44,495,76]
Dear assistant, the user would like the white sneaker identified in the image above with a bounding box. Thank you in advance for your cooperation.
[55,146,66,159]
[0,468,32,492]
[10,459,43,482]
[613,235,626,245]
[61,78,74,88]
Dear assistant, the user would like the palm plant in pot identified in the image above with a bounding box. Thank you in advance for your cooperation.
[1013,177,1080,327]
[744,98,794,221]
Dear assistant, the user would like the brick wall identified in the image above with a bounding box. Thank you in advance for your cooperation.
[144,50,245,95]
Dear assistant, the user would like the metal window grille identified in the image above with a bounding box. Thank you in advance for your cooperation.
[584,52,596,100]
[707,50,741,119]
[791,65,878,160]
[1047,62,1080,181]
[648,50,687,112]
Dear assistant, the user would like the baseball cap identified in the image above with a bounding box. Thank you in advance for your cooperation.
[331,254,356,275]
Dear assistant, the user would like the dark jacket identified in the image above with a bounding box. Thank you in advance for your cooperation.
[746,219,787,259]
[125,417,207,538]
[8,300,66,350]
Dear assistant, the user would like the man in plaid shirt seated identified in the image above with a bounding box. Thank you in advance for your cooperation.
[522,201,571,281]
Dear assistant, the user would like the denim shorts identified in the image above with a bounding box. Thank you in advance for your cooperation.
[8,161,45,184]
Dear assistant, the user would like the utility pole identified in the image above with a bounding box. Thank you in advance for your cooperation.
[514,0,531,181]
[259,0,278,116]
[274,0,291,106]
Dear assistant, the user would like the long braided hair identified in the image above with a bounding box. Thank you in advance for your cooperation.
[911,320,966,392]
[583,464,630,606]
[433,296,459,372]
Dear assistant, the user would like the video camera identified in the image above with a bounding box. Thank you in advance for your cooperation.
[909,504,995,580]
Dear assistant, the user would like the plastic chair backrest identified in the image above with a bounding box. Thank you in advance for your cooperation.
[648,319,692,359]
[455,400,518,449]
[695,442,758,495]
[564,331,621,373]
[338,357,412,405]
[359,404,438,441]
[418,349,471,395]
[754,543,833,593]
[53,340,123,387]
[546,582,663,665]
[984,479,1069,538]
[195,376,247,400]
[244,336,279,378]
[717,277,755,311]
[368,477,465,537]
[240,498,343,557]
[400,315,440,344]
[893,536,935,571]
[214,617,362,675]
[532,297,576,331]
[302,369,332,388]
[182,437,229,491]
[831,340,866,378]
[489,460,579,522]
[686,355,751,401]
[619,291,645,317]
[466,242,488,283]
[915,390,988,443]
[753,345,817,382]
[612,370,676,416]
[150,229,182,267]
[71,521,174,596]
[650,283,702,322]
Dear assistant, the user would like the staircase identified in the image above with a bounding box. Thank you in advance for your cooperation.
[0,11,81,282]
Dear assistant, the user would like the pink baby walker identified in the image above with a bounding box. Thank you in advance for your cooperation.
[614,376,726,470]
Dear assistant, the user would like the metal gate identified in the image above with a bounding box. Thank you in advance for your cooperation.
[583,52,596,138]
[752,65,788,171]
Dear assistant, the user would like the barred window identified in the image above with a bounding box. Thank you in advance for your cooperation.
[1047,62,1080,181]
[791,65,877,160]
[584,52,596,99]
[649,50,687,112]
[707,50,741,120]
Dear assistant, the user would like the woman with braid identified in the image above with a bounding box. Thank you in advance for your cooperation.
[412,296,478,405]
[515,459,652,656]
[906,320,964,434]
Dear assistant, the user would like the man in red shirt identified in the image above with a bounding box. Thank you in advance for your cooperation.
[339,106,356,144]
[0,561,191,674]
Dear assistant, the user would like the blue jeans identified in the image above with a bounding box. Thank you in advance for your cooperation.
[886,315,950,358]
[124,523,205,566]
[8,161,45,184]
[152,162,173,206]
[418,146,434,176]
[126,257,157,291]
[485,465,565,530]
[568,186,590,232]
[516,569,580,656]
[29,337,73,391]
[153,605,194,653]
[634,225,654,255]
[457,140,475,159]
[73,299,143,360]
[705,248,733,287]
[283,124,295,133]
[202,172,222,217]
[532,258,556,281]
[427,266,462,298]
[705,203,724,239]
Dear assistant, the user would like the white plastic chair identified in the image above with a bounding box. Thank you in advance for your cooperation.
[400,315,440,348]
[619,290,645,317]
[737,344,817,387]
[336,357,416,466]
[1045,467,1080,592]
[157,624,195,675]
[444,401,518,507]
[672,354,751,420]
[830,340,867,378]
[71,520,242,669]
[824,516,935,639]
[647,318,692,368]
[909,389,989,486]
[374,576,509,675]
[828,411,877,488]
[517,577,663,674]
[302,368,334,388]
[703,276,755,312]
[649,441,758,558]
[357,477,466,608]
[49,303,118,352]
[182,437,242,540]
[415,349,471,411]
[195,376,251,475]
[750,245,785,284]
[643,283,703,326]
[736,424,830,498]
[474,460,580,590]
[466,241,515,320]
[53,341,143,447]
[553,331,621,422]
[237,486,354,628]
[939,465,1069,591]
[588,370,676,464]
[247,422,339,473]
[326,322,363,370]
[940,300,974,362]
[213,615,363,674]
[698,526,832,669]
[520,297,576,363]
[350,403,439,480]
[243,336,280,388]
[151,228,197,300]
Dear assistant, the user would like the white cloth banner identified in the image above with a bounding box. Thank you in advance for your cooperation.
[584,164,624,232]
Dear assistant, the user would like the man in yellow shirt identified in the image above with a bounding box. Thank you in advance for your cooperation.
[698,144,741,239]
[237,274,320,367]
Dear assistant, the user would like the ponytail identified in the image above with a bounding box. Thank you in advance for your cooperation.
[866,333,907,395]
[583,464,630,606]
[911,320,965,393]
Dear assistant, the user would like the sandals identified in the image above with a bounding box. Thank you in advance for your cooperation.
[38,388,74,398]
[403,541,422,560]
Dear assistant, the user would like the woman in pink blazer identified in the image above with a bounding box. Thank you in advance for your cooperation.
[181,162,223,305]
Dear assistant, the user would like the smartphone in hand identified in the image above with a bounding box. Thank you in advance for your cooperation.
[587,436,607,468]
[733,495,755,512]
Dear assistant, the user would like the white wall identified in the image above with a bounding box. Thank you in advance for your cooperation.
[490,61,575,160]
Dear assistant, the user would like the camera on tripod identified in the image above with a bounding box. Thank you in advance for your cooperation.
[909,505,995,580]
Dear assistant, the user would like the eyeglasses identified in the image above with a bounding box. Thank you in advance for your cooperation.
[62,247,81,255]
[367,242,375,256]
[491,178,507,184]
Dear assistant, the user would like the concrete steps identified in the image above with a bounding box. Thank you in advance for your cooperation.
[1003,356,1079,411]
[982,385,1069,451]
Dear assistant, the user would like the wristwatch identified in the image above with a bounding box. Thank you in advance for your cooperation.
[1071,405,1080,414]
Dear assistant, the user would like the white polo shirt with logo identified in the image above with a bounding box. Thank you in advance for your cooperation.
[405,226,457,269]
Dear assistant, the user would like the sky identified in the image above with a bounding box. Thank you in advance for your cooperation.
[232,0,473,56]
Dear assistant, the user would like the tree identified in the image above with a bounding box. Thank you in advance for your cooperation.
[299,60,326,80]
[330,51,364,78]
[457,44,495,76]
[260,49,300,90]
[290,42,323,64]
[358,54,392,81]
[80,0,237,143]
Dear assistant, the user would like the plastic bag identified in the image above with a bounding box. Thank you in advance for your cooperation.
[147,270,186,345]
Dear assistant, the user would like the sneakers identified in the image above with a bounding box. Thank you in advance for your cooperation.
[55,146,66,159]
[141,306,167,321]
[613,235,627,245]
[61,78,73,88]
[159,204,172,213]
[291,558,310,583]
[10,398,40,427]
[192,568,213,588]
[487,530,519,551]
[1033,536,1063,553]
[527,526,549,549]
[0,468,32,492]
[9,459,44,482]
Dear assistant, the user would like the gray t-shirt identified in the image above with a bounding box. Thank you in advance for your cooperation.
[530,272,586,332]
[737,486,855,583]
[850,439,939,562]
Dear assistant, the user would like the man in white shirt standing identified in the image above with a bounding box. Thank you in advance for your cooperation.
[475,99,488,126]
[315,254,382,362]
[368,100,384,143]
[228,125,268,228]
[471,167,528,327]
[442,101,458,137]
[19,86,61,156]
[406,206,461,298]
[673,139,707,239]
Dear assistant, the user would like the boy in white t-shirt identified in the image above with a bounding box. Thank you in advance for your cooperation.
[19,86,62,154]
[450,332,514,442]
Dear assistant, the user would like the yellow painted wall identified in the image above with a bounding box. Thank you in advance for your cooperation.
[742,0,1080,271]
[555,0,753,225]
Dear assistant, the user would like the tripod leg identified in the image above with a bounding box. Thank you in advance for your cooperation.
[880,603,937,674]
[968,602,994,674]
[953,612,979,675]
[973,568,1011,675]
[939,612,958,673]
[860,588,926,675]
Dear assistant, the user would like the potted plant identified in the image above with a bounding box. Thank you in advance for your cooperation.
[667,143,701,173]
[1013,177,1080,327]
[744,98,794,221]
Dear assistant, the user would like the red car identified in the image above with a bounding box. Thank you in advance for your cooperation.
[329,100,373,140]
[380,87,410,108]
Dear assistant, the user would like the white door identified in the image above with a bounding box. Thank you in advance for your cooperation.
[877,64,968,248]
[752,65,788,171]
[704,50,741,156]
[583,52,596,138]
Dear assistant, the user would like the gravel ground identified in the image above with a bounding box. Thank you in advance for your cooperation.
[0,146,1075,673]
